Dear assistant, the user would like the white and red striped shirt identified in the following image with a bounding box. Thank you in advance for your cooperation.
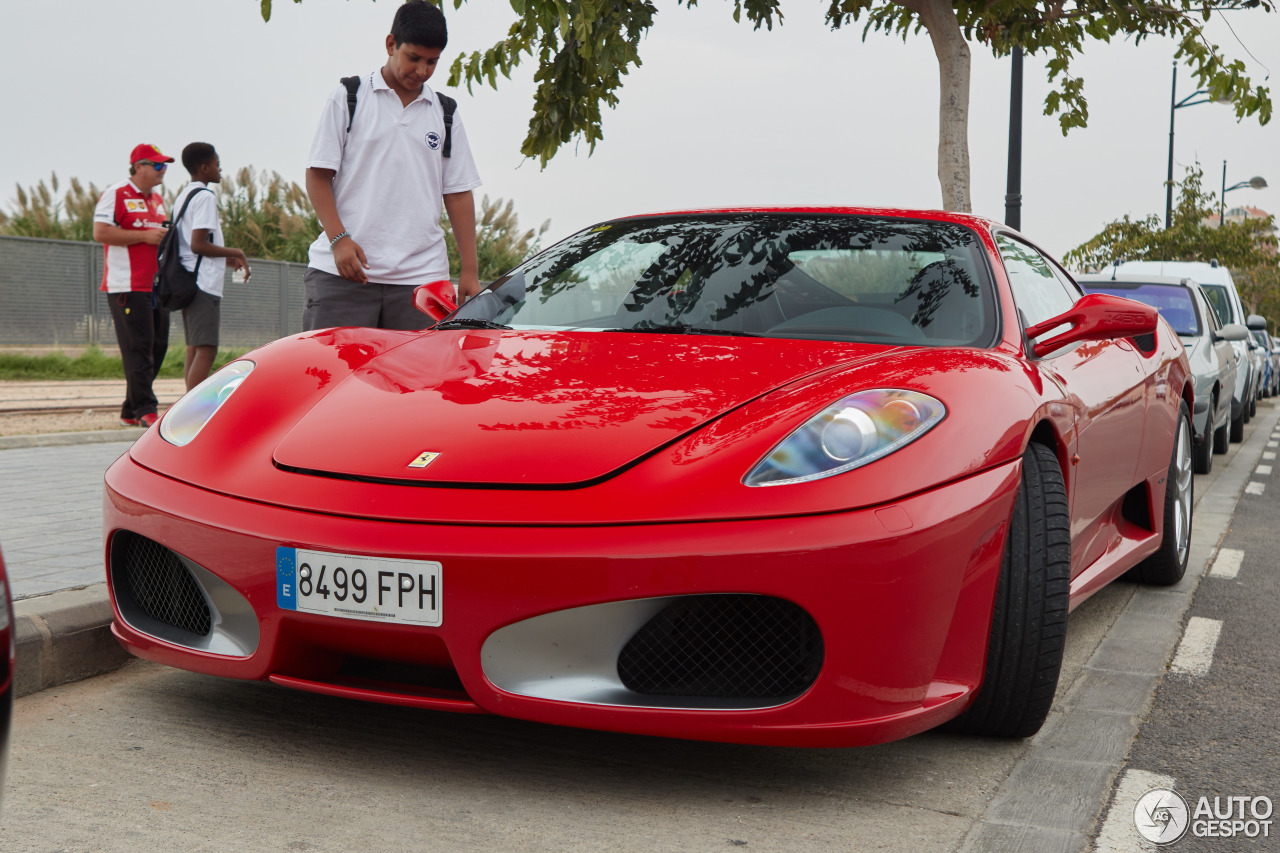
[93,180,168,293]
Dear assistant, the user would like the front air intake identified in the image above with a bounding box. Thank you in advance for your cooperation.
[617,595,823,700]
[110,531,212,637]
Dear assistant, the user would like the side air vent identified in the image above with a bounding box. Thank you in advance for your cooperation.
[111,531,212,637]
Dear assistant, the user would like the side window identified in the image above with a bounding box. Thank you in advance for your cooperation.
[995,235,1078,328]
[1195,288,1222,333]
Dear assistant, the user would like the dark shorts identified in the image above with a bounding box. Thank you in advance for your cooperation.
[303,267,430,331]
[181,289,221,348]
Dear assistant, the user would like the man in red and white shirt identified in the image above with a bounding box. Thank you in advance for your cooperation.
[93,143,173,427]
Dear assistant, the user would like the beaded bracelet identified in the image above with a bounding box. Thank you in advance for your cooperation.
[329,231,350,248]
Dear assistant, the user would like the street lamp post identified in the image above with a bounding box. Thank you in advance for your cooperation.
[1166,62,1220,229]
[1220,160,1269,226]
[1005,45,1024,231]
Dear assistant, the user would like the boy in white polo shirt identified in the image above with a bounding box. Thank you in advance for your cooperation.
[303,0,482,331]
[172,142,251,390]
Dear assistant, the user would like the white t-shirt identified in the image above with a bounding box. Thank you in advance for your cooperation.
[306,71,482,285]
[173,182,227,297]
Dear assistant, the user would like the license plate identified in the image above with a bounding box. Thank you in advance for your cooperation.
[276,547,442,627]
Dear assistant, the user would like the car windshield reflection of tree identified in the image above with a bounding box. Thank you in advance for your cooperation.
[451,215,994,347]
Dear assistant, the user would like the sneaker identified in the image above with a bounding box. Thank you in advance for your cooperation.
[120,417,141,427]
[140,413,159,427]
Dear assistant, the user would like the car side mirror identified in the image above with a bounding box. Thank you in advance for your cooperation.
[413,280,458,321]
[1025,293,1159,358]
[1246,314,1268,332]
[1217,323,1251,342]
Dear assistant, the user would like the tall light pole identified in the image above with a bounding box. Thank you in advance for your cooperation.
[1166,62,1219,229]
[1220,161,1269,226]
[1005,45,1024,230]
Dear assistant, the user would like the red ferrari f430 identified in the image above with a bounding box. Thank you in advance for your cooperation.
[104,208,1192,747]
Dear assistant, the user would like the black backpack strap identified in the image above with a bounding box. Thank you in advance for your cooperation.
[438,93,457,158]
[340,75,360,133]
[171,186,210,227]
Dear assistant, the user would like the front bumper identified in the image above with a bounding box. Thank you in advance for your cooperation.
[104,453,1021,747]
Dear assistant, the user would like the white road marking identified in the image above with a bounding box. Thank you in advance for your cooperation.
[1257,464,1273,476]
[1093,768,1178,852]
[1210,548,1244,579]
[1171,617,1223,676]
[1247,482,1266,496]
[1264,451,1277,459]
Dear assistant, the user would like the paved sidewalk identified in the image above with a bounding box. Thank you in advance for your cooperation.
[0,439,135,598]
[1,437,142,696]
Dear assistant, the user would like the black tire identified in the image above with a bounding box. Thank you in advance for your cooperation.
[1250,393,1258,417]
[942,443,1069,738]
[1193,426,1213,475]
[1231,404,1245,442]
[1127,401,1192,586]
[1213,417,1230,454]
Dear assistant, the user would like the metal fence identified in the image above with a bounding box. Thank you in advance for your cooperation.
[0,234,307,350]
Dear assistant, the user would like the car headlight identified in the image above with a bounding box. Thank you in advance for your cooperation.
[159,360,255,446]
[744,389,946,486]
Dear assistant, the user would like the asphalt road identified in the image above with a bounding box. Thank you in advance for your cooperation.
[0,404,1275,853]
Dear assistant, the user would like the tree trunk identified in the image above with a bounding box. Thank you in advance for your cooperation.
[905,0,972,212]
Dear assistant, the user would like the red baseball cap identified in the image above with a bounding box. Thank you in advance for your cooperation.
[130,143,174,164]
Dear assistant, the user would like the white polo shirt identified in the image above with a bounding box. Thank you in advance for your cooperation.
[306,71,482,285]
[172,182,227,297]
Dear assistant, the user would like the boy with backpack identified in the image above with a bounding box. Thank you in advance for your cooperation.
[172,142,251,390]
[303,0,482,331]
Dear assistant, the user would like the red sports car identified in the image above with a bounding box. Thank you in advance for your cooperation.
[104,208,1192,747]
[1,547,13,797]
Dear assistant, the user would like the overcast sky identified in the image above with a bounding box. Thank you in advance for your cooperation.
[2,0,1277,262]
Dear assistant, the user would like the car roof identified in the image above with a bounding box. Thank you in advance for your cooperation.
[1109,260,1235,285]
[1076,273,1194,288]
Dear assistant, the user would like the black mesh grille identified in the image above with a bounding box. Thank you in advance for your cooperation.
[617,595,823,699]
[112,531,212,637]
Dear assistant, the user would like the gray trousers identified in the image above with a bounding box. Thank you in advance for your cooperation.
[303,267,429,331]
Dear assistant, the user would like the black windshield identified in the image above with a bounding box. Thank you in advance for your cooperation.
[449,214,997,346]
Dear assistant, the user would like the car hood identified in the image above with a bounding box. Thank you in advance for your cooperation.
[271,329,896,486]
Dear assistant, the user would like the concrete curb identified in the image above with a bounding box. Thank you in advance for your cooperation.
[12,583,131,699]
[0,428,144,451]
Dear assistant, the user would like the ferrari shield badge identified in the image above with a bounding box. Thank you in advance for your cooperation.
[408,451,440,469]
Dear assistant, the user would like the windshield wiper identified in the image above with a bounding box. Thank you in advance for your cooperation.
[604,324,762,337]
[433,318,511,330]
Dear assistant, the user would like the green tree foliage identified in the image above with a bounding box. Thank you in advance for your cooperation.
[0,173,100,242]
[1235,263,1280,329]
[1065,163,1280,324]
[261,0,1274,213]
[1064,164,1278,272]
[2,170,547,277]
[217,167,321,263]
[443,194,551,278]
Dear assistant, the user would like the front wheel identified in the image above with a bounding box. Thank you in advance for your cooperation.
[1213,418,1230,454]
[942,443,1069,738]
[1193,426,1213,475]
[1127,401,1192,585]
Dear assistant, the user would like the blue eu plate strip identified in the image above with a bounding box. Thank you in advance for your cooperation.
[276,547,297,610]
